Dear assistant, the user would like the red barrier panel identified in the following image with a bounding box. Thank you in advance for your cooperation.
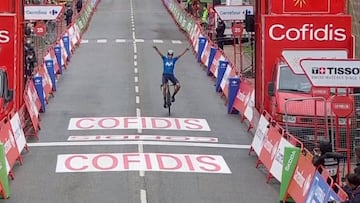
[286,153,316,203]
[0,121,21,180]
[23,80,41,139]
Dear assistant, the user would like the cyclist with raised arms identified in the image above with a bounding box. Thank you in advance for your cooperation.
[153,46,190,108]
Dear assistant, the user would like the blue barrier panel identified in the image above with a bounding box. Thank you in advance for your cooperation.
[33,76,46,112]
[62,36,71,60]
[304,171,331,203]
[197,37,207,63]
[45,59,57,91]
[228,77,240,114]
[207,47,217,75]
[216,60,228,92]
[54,45,63,74]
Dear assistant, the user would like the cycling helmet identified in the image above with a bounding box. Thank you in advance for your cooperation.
[167,50,174,55]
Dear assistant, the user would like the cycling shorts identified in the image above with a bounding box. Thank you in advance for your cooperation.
[162,74,179,85]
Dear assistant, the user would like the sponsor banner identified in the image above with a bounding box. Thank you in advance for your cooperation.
[260,15,353,112]
[279,146,300,202]
[287,154,316,203]
[258,123,282,170]
[56,153,231,174]
[304,171,331,203]
[300,59,360,87]
[0,144,9,198]
[10,113,27,154]
[270,0,345,14]
[282,49,348,75]
[269,137,295,182]
[68,117,211,131]
[0,14,16,91]
[24,5,63,20]
[0,122,19,175]
[243,90,257,126]
[23,80,41,131]
[214,5,253,21]
[68,135,218,142]
[233,81,253,115]
[251,114,270,155]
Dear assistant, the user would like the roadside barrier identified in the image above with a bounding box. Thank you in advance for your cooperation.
[162,0,351,201]
[0,0,101,198]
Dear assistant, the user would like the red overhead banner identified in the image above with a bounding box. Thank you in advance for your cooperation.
[269,0,346,14]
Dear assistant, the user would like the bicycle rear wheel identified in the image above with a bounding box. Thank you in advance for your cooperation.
[166,86,171,116]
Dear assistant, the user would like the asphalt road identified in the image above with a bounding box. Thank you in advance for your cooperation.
[3,0,280,202]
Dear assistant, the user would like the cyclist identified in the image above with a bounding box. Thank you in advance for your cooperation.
[153,46,190,108]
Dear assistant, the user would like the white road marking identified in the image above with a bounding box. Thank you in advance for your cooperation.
[67,135,219,143]
[141,190,147,203]
[132,27,135,31]
[171,40,182,44]
[133,43,137,54]
[136,96,140,104]
[134,61,138,66]
[136,108,141,117]
[96,39,107,43]
[115,39,126,43]
[153,39,163,43]
[134,76,138,82]
[132,32,136,40]
[28,141,251,149]
[135,86,139,93]
[135,39,145,43]
[134,55,137,60]
[81,39,89,43]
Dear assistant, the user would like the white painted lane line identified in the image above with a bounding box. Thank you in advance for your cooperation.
[136,96,140,104]
[134,55,137,60]
[135,86,139,93]
[115,39,126,43]
[136,108,141,117]
[132,27,135,31]
[141,189,147,203]
[153,39,163,43]
[171,40,182,44]
[135,39,145,43]
[96,39,107,43]
[132,32,136,40]
[67,135,219,143]
[81,39,89,43]
[28,141,251,149]
[134,61,138,66]
[134,76,138,82]
[133,43,137,54]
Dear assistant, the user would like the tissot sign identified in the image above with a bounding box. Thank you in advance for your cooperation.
[0,14,16,76]
[258,15,353,112]
[300,59,360,87]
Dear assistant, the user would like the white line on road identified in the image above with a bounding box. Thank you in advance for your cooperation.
[171,40,182,44]
[135,39,145,43]
[132,27,135,31]
[96,39,107,43]
[141,189,147,203]
[134,76,138,82]
[81,39,89,43]
[135,86,139,93]
[136,96,140,104]
[136,108,141,117]
[134,55,137,60]
[133,43,137,54]
[115,39,126,43]
[132,32,136,40]
[153,39,163,43]
[27,141,251,149]
[134,61,138,66]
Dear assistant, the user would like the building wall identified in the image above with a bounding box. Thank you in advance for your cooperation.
[349,0,360,57]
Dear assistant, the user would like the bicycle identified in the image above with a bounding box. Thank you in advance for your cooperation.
[161,83,174,116]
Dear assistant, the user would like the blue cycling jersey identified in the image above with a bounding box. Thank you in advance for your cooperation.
[162,56,179,75]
